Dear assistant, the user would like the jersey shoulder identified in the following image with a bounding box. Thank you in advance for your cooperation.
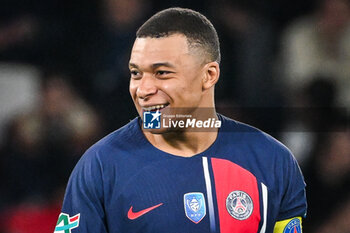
[219,114,293,159]
[94,117,141,149]
[75,117,143,167]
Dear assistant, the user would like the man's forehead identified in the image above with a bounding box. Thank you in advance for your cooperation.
[131,34,190,57]
[129,34,206,68]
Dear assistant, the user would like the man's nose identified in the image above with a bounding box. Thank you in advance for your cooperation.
[136,73,157,99]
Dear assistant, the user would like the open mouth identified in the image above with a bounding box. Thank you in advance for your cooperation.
[142,103,169,112]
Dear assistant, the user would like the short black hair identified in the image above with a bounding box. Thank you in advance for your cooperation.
[136,7,221,64]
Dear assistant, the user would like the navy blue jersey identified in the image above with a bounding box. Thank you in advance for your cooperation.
[55,114,307,233]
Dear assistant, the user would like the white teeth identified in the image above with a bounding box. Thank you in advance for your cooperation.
[143,104,166,111]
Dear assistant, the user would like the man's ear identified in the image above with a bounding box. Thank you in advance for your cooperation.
[202,62,220,90]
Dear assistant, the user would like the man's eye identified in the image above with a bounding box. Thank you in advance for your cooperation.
[130,70,140,77]
[156,70,171,75]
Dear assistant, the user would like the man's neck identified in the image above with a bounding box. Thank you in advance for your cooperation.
[144,129,218,157]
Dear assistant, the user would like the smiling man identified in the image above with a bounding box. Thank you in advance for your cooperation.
[56,8,307,233]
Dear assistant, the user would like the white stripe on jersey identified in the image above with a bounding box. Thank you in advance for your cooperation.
[259,183,268,233]
[202,157,216,232]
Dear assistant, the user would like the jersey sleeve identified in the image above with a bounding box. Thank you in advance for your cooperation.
[273,147,307,232]
[54,147,108,233]
[278,148,307,220]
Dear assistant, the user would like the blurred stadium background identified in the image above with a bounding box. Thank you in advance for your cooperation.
[0,0,349,232]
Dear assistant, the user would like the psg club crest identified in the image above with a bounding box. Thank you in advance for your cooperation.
[226,190,253,220]
[143,110,161,129]
[184,192,206,224]
[283,218,302,233]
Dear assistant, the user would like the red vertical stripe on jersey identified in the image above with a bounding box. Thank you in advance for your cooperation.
[211,158,261,233]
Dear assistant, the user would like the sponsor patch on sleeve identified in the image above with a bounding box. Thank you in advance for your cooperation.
[54,213,80,233]
[273,217,302,233]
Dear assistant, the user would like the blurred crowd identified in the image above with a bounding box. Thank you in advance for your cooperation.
[0,0,349,232]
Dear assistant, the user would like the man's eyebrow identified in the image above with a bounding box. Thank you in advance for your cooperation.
[129,62,176,69]
[129,63,139,69]
[152,62,175,69]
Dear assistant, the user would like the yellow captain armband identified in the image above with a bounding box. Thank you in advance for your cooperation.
[273,217,303,233]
